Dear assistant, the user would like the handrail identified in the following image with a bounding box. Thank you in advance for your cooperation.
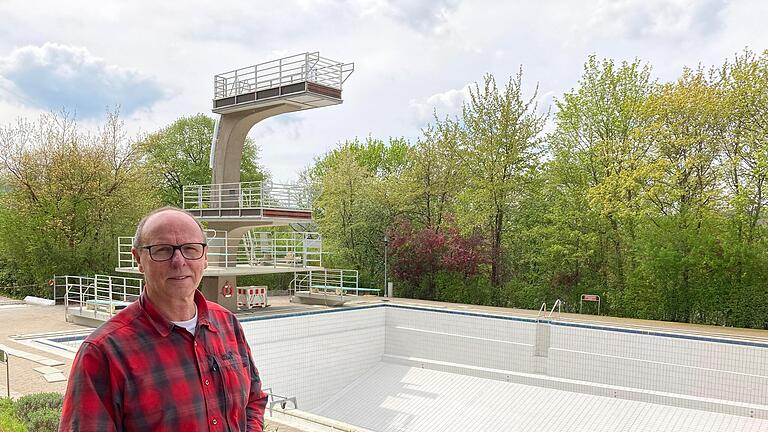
[182,181,312,212]
[548,299,563,319]
[214,52,354,99]
[537,302,547,318]
[60,274,143,321]
[117,231,323,270]
[291,269,379,297]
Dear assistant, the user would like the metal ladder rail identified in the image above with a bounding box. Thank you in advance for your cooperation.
[547,299,562,319]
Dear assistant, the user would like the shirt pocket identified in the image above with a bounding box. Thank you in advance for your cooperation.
[219,354,252,413]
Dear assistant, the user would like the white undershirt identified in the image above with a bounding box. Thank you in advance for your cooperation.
[170,305,198,335]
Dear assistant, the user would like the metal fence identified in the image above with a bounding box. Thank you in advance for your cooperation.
[182,181,312,212]
[291,269,380,296]
[118,231,323,270]
[58,274,143,320]
[214,52,354,99]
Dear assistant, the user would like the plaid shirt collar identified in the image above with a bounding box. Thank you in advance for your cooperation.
[139,290,219,337]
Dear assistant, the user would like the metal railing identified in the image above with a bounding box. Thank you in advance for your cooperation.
[59,274,143,320]
[214,52,354,99]
[117,231,323,270]
[548,299,563,319]
[537,302,547,318]
[291,269,380,296]
[182,181,312,213]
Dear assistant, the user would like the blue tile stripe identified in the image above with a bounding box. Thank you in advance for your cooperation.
[51,302,768,349]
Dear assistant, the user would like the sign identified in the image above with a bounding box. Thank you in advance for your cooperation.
[221,281,233,298]
[579,294,601,315]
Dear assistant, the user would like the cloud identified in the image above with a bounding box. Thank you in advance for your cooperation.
[0,43,165,118]
[408,83,471,123]
[349,0,460,33]
[588,0,727,40]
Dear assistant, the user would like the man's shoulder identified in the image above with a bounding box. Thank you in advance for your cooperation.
[82,301,144,345]
[205,300,236,321]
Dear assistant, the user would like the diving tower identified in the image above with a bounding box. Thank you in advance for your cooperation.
[111,52,366,314]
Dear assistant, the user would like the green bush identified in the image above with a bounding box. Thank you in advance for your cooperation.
[13,393,62,424]
[26,407,59,432]
[0,398,26,432]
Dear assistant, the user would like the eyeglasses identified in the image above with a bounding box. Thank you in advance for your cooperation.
[140,243,207,262]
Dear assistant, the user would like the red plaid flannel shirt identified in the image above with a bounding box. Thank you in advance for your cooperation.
[60,291,267,431]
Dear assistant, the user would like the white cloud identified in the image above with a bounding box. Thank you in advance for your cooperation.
[409,84,471,123]
[0,0,764,180]
[588,0,728,40]
[0,43,165,118]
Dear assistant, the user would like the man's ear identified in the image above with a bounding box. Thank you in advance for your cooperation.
[131,247,145,273]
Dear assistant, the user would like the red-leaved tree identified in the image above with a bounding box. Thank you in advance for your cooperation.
[389,221,486,299]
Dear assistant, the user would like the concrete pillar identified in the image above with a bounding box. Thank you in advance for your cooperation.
[212,104,302,185]
[201,276,239,312]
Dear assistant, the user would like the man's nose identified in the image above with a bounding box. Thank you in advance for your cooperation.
[169,248,187,265]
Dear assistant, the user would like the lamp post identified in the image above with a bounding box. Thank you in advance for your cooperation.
[383,234,389,297]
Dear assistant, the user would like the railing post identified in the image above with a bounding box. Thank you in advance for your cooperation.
[260,181,264,209]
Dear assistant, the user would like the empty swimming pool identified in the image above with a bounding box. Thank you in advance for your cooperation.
[49,302,768,431]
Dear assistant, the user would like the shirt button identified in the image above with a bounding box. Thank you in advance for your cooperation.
[212,418,218,425]
[194,341,198,346]
[204,379,209,386]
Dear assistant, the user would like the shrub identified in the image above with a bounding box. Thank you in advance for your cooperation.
[14,393,62,424]
[26,407,59,432]
[0,398,26,432]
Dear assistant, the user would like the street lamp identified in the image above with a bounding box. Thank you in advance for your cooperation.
[383,233,389,297]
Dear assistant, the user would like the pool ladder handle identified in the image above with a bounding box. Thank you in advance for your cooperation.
[536,299,562,320]
[263,387,298,415]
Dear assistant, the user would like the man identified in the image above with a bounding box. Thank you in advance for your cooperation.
[60,207,268,431]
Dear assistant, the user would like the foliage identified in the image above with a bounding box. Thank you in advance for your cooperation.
[310,137,411,287]
[389,220,486,299]
[459,70,547,293]
[0,110,158,287]
[136,113,265,206]
[25,408,59,432]
[13,393,63,425]
[307,50,768,329]
[0,398,26,432]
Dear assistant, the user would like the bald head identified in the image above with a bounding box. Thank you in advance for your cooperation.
[133,207,207,248]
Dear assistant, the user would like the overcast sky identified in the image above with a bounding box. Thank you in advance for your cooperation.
[1,0,766,182]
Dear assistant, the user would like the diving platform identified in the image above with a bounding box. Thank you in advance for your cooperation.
[212,52,353,115]
[116,230,324,275]
[183,181,312,224]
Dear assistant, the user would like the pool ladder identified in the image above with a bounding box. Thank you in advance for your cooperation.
[263,387,298,415]
[537,299,563,320]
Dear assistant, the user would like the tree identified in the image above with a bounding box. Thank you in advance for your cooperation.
[0,110,158,286]
[401,116,465,231]
[546,56,654,307]
[389,220,486,299]
[460,71,547,297]
[137,114,265,207]
[310,137,411,286]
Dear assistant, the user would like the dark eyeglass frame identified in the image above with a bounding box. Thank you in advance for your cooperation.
[139,243,208,262]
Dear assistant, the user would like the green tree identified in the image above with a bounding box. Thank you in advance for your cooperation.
[310,137,411,286]
[0,110,158,287]
[137,114,265,207]
[459,71,547,298]
[401,116,465,231]
[638,67,728,322]
[546,56,653,309]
